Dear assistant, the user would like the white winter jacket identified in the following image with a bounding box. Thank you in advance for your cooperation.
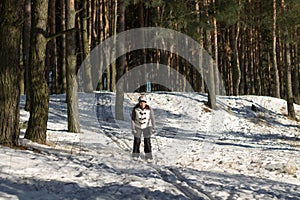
[131,104,155,131]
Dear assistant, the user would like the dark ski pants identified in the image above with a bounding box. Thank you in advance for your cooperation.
[132,128,152,159]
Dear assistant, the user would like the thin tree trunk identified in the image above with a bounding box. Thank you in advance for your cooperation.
[232,0,241,96]
[139,1,147,91]
[96,0,104,91]
[292,42,299,102]
[285,41,296,119]
[23,0,31,111]
[255,26,261,95]
[60,0,67,93]
[25,0,49,144]
[212,0,219,94]
[66,0,80,132]
[227,29,233,95]
[196,0,205,93]
[240,26,245,95]
[91,0,98,46]
[281,0,296,119]
[110,0,118,91]
[115,0,126,120]
[273,0,280,98]
[278,33,285,96]
[20,50,25,95]
[0,0,24,146]
[104,0,111,91]
[250,26,255,94]
[204,0,216,109]
[49,0,57,94]
[81,0,93,92]
[232,24,241,96]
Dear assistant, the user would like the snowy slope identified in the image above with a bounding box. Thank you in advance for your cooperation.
[0,92,300,200]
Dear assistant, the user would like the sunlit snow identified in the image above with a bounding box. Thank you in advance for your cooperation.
[1,92,299,199]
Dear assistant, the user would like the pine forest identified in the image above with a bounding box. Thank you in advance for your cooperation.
[0,0,299,146]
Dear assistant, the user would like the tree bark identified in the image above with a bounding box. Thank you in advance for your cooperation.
[273,0,280,98]
[66,0,80,132]
[103,0,111,91]
[23,0,31,111]
[232,0,241,96]
[281,0,296,119]
[25,0,49,144]
[292,43,299,102]
[60,0,67,93]
[285,41,296,119]
[81,0,93,92]
[115,0,126,120]
[196,0,205,93]
[232,24,241,96]
[48,0,57,94]
[205,0,216,109]
[110,0,118,91]
[212,0,219,94]
[0,0,24,146]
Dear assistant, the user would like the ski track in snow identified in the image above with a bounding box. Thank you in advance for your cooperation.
[0,92,300,200]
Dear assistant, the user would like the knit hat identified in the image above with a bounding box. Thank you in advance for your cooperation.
[138,95,147,103]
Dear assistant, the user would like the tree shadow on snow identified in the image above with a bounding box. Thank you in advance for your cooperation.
[168,167,300,200]
[0,176,187,200]
[0,146,186,200]
[110,162,300,200]
[218,96,299,129]
[217,131,300,151]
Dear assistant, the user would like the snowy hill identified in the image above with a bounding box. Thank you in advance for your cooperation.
[1,92,300,200]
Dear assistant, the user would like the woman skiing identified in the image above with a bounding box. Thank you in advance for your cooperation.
[131,95,156,161]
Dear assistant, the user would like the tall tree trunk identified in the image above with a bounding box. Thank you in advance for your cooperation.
[60,0,67,93]
[139,1,147,91]
[48,0,57,94]
[25,0,49,144]
[281,0,296,119]
[278,34,285,96]
[212,0,219,94]
[199,38,205,93]
[226,29,233,95]
[196,0,205,93]
[285,41,296,119]
[81,0,93,92]
[20,50,25,95]
[66,0,80,132]
[292,43,299,102]
[240,26,246,95]
[115,0,126,120]
[255,26,261,95]
[96,0,104,91]
[205,0,216,109]
[232,24,241,96]
[103,0,111,91]
[249,26,255,94]
[0,0,24,146]
[206,30,216,108]
[273,0,280,98]
[23,0,31,111]
[91,0,97,46]
[110,0,118,91]
[233,0,241,96]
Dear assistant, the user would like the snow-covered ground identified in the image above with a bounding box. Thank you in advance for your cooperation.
[1,92,300,200]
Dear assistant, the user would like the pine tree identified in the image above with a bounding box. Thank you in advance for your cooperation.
[66,0,80,132]
[115,0,126,120]
[25,0,49,144]
[0,0,24,146]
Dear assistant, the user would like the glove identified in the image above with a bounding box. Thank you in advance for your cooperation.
[152,129,156,134]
